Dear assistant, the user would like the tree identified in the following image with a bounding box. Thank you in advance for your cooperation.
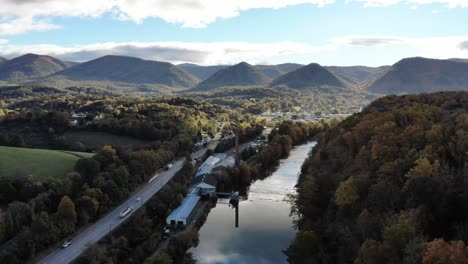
[423,239,468,264]
[286,230,321,264]
[57,196,77,224]
[335,176,359,206]
[75,158,101,184]
[144,252,173,264]
[355,239,387,264]
[406,157,439,178]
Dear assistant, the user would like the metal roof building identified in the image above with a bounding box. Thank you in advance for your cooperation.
[166,195,201,226]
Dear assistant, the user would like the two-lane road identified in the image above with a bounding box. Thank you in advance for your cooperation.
[38,143,216,264]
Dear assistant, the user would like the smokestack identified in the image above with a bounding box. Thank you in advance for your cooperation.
[235,127,240,167]
[235,204,239,228]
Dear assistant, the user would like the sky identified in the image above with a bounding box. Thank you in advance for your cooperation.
[0,0,468,66]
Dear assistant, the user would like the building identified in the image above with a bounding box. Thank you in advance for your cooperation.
[196,182,216,196]
[166,195,201,226]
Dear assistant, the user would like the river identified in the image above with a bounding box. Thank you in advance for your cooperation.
[190,142,316,264]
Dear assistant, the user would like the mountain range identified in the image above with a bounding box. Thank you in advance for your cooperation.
[0,53,468,96]
[42,55,199,89]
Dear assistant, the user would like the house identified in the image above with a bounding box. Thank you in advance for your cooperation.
[196,182,216,196]
[166,195,200,227]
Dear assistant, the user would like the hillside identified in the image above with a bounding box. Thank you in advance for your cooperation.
[0,146,94,179]
[0,57,7,64]
[178,63,228,80]
[191,62,272,91]
[288,91,468,263]
[270,63,346,89]
[0,54,72,82]
[41,55,199,89]
[368,57,468,94]
[326,65,389,85]
[257,63,303,78]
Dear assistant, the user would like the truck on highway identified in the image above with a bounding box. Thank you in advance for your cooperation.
[119,207,133,218]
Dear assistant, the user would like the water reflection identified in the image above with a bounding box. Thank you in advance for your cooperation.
[191,142,316,264]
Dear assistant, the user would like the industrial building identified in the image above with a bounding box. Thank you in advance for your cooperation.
[166,195,201,226]
[165,153,236,227]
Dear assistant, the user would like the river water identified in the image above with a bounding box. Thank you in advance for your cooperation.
[190,142,316,264]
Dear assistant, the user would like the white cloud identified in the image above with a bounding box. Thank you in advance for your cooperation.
[0,0,334,34]
[0,17,60,36]
[1,36,468,66]
[351,0,468,8]
[332,36,406,46]
[0,41,329,65]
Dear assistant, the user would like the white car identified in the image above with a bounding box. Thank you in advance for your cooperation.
[62,240,72,248]
[119,207,133,218]
[136,197,141,202]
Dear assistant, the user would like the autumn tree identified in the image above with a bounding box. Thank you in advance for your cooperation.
[57,196,77,224]
[423,239,468,264]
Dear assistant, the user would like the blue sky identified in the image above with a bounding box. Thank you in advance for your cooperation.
[0,0,468,66]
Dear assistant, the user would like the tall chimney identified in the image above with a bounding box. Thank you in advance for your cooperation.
[235,127,240,167]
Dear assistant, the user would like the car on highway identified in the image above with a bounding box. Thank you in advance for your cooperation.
[119,207,133,218]
[166,163,173,170]
[62,239,72,248]
[136,197,141,202]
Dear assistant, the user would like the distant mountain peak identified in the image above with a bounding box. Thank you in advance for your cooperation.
[191,61,272,91]
[0,54,72,82]
[43,55,199,88]
[270,63,345,89]
[367,57,468,94]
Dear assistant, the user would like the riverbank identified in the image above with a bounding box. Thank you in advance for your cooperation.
[191,142,316,264]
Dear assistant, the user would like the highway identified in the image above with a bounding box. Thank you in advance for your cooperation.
[38,143,216,264]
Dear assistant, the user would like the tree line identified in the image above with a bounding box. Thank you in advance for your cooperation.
[287,91,468,264]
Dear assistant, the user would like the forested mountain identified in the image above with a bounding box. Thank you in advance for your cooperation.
[0,54,72,82]
[40,55,199,89]
[288,91,468,264]
[368,57,468,94]
[191,62,272,91]
[449,58,468,63]
[326,65,390,85]
[178,63,228,80]
[180,63,303,80]
[0,57,7,64]
[256,63,303,78]
[270,63,346,89]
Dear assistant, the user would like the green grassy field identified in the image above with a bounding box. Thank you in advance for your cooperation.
[64,130,150,149]
[0,146,94,180]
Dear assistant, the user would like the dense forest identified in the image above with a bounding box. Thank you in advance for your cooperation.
[188,86,374,115]
[287,91,468,263]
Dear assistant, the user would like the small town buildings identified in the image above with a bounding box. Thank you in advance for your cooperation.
[166,195,201,226]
